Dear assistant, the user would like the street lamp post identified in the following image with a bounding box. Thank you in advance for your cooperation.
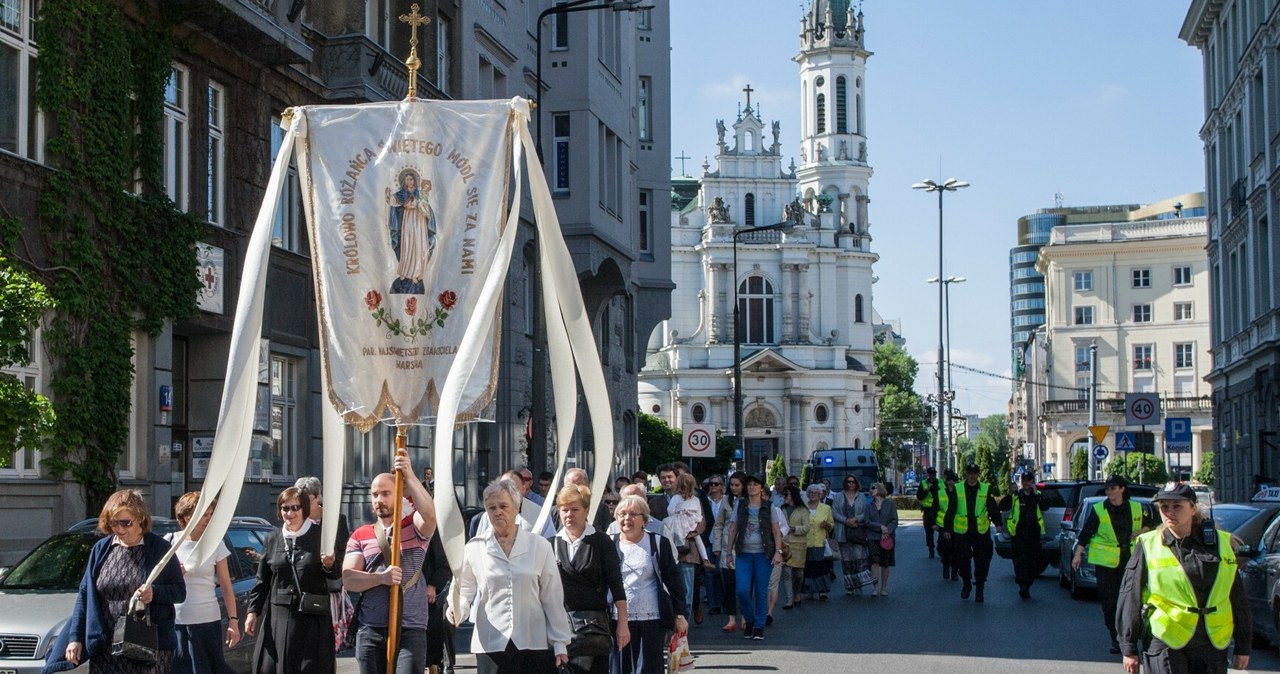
[733,220,795,471]
[913,178,968,470]
[928,275,966,467]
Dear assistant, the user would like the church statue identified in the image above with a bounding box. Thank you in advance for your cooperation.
[772,121,781,147]
[816,143,827,161]
[716,119,726,145]
[707,196,730,224]
[785,197,806,226]
[839,140,849,160]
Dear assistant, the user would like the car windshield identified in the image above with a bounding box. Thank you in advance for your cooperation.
[1212,507,1259,533]
[0,532,100,590]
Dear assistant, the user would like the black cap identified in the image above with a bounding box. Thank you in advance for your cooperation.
[944,469,959,481]
[1020,472,1036,482]
[965,464,980,474]
[1152,482,1197,503]
[926,467,937,476]
[1103,474,1128,489]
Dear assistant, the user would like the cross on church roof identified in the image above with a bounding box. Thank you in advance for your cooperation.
[743,83,754,108]
[675,151,691,176]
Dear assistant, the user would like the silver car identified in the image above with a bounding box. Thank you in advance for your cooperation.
[1056,496,1156,599]
[0,516,272,674]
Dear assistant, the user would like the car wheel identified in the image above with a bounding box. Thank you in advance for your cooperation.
[1070,575,1085,600]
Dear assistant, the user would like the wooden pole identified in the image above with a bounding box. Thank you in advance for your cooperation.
[387,427,406,672]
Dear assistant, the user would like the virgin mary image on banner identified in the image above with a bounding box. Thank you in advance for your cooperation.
[387,167,437,294]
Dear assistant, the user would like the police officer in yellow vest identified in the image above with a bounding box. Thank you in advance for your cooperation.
[1116,482,1251,674]
[942,464,1003,602]
[1001,471,1047,600]
[918,467,941,559]
[936,469,960,581]
[1073,474,1155,654]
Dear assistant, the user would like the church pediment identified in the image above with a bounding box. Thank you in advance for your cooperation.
[734,348,807,374]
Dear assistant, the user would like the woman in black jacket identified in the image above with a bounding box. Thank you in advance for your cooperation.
[554,485,629,674]
[245,487,341,674]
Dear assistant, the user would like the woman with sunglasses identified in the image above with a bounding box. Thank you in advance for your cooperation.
[831,475,871,595]
[51,489,186,673]
[245,487,340,674]
[713,472,745,632]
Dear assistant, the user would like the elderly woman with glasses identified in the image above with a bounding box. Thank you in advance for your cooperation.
[245,487,340,674]
[49,489,187,674]
[802,483,835,601]
[831,475,872,595]
[611,494,687,673]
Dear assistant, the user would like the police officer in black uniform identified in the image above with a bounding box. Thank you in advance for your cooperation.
[937,469,960,581]
[918,467,941,559]
[1072,474,1155,654]
[943,464,1002,602]
[1001,472,1048,600]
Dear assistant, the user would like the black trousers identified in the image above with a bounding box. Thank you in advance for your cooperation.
[1010,533,1040,589]
[954,532,993,585]
[1142,638,1229,674]
[921,509,938,554]
[476,641,554,674]
[1095,563,1125,642]
[938,529,957,575]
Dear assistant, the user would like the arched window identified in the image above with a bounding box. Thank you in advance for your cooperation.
[745,193,755,226]
[855,294,864,323]
[745,131,755,152]
[856,94,863,135]
[816,93,826,134]
[836,77,848,134]
[738,275,776,344]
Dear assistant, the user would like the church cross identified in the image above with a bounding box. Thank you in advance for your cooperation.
[743,84,754,108]
[675,151,691,176]
[399,4,432,99]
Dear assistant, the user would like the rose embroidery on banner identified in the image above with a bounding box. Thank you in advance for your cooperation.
[368,288,457,341]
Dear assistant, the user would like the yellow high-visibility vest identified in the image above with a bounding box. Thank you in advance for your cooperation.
[951,482,990,535]
[1087,500,1142,569]
[1139,529,1236,650]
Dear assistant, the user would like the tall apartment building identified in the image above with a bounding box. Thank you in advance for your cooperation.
[0,0,670,562]
[1181,1,1280,501]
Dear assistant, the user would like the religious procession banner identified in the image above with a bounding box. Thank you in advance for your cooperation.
[296,100,512,430]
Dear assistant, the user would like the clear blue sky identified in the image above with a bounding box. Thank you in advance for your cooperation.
[670,1,1206,418]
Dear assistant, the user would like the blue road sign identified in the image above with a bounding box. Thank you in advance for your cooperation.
[1165,417,1192,453]
[1115,432,1136,452]
[1093,444,1110,460]
[904,470,917,483]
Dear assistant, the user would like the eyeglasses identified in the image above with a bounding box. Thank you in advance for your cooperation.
[844,479,857,484]
[603,500,620,505]
[110,519,135,529]
[280,504,302,513]
[708,482,723,487]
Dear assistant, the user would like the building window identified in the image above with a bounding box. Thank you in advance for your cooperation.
[638,190,651,254]
[1132,304,1152,323]
[551,1,569,50]
[1073,271,1092,291]
[1073,306,1094,325]
[815,404,829,424]
[270,355,298,479]
[118,331,143,478]
[436,14,450,96]
[1076,377,1089,400]
[815,93,826,134]
[691,403,706,423]
[835,76,848,134]
[1174,302,1193,321]
[1133,344,1153,371]
[207,81,225,227]
[1173,265,1192,286]
[855,294,864,323]
[164,65,190,210]
[0,0,43,161]
[1175,343,1194,369]
[553,113,570,194]
[597,123,621,216]
[1132,268,1151,288]
[0,327,42,477]
[270,118,303,252]
[638,76,651,141]
[738,275,776,345]
[744,193,755,226]
[1075,345,1090,372]
[636,7,651,30]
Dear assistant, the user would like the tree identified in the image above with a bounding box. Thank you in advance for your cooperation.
[1193,451,1214,486]
[873,341,929,473]
[0,253,56,464]
[955,435,976,469]
[975,435,1002,496]
[1106,452,1169,486]
[638,413,682,473]
[874,341,918,391]
[976,415,1011,472]
[1070,446,1089,480]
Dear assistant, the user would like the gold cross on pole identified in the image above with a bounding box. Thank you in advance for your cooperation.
[399,3,432,99]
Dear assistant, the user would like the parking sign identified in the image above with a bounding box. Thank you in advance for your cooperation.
[1165,417,1192,454]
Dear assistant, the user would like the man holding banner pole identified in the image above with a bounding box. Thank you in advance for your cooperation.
[343,447,438,674]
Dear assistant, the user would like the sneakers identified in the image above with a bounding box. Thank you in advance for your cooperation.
[742,623,754,639]
[752,628,765,640]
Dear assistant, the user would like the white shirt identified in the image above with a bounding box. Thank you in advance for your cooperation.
[450,528,573,657]
[554,523,596,560]
[169,536,230,625]
[616,534,660,621]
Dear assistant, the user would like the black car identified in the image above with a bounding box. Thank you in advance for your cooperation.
[1232,504,1280,647]
[0,516,274,674]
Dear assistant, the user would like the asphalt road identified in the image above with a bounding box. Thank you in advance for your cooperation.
[338,521,1280,673]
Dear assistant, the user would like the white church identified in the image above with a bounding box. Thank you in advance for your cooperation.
[639,1,882,476]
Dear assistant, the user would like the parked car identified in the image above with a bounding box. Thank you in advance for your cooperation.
[1056,496,1157,599]
[0,516,274,674]
[1231,505,1280,647]
[994,480,1157,576]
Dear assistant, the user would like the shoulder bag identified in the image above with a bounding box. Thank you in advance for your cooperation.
[842,495,868,544]
[286,538,331,616]
[111,596,158,663]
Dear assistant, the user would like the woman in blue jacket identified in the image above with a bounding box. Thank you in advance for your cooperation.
[47,488,187,673]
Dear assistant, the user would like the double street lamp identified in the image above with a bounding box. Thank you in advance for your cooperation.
[912,178,968,470]
[928,274,966,467]
[733,220,795,469]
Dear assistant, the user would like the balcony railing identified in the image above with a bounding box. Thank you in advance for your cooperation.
[171,0,311,65]
[1042,396,1212,416]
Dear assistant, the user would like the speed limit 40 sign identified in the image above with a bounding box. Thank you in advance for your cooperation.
[1125,393,1161,426]
[682,424,717,458]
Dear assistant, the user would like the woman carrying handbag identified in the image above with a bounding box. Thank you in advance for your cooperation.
[864,484,898,597]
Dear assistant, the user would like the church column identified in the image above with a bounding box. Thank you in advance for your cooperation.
[797,396,812,472]
[705,259,719,343]
[780,263,794,343]
[797,263,812,342]
[856,195,870,234]
[720,263,733,344]
[781,394,792,470]
[838,193,850,232]
[833,395,847,446]
[710,395,727,434]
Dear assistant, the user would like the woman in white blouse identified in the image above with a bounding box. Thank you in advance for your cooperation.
[449,479,572,673]
[612,495,688,674]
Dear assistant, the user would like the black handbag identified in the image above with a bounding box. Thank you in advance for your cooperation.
[566,610,613,657]
[287,538,331,617]
[111,598,158,663]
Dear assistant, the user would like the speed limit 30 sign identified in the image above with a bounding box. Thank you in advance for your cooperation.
[1124,393,1161,426]
[682,424,717,458]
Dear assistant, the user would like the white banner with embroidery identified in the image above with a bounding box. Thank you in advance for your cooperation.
[295,100,513,430]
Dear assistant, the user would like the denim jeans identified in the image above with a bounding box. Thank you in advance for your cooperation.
[678,562,697,619]
[355,624,428,674]
[734,552,770,628]
[702,551,723,611]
